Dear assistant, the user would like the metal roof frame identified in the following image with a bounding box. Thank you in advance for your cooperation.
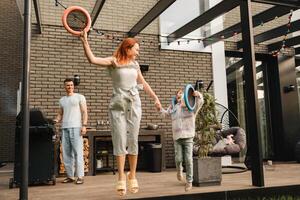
[128,0,176,37]
[295,47,300,55]
[33,0,42,34]
[203,6,292,47]
[90,0,106,27]
[226,59,244,75]
[166,0,240,43]
[237,19,300,49]
[252,0,300,8]
[268,35,300,51]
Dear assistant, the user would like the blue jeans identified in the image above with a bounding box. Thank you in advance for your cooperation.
[174,137,193,183]
[62,128,84,178]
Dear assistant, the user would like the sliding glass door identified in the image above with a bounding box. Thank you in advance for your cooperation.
[225,56,274,160]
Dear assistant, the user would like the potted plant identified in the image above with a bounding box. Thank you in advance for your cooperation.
[193,91,222,186]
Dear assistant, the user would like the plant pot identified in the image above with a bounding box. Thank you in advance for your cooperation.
[193,156,222,186]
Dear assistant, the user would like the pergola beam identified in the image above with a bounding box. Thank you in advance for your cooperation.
[257,77,263,85]
[166,0,240,43]
[33,0,42,34]
[295,47,300,55]
[237,19,300,49]
[252,0,300,8]
[296,57,300,66]
[226,59,244,75]
[90,0,106,27]
[240,0,264,187]
[226,60,264,75]
[128,0,176,37]
[203,6,291,47]
[268,35,300,51]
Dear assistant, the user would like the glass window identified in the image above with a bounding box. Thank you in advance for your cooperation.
[159,0,211,52]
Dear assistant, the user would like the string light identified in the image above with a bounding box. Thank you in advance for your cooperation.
[54,0,293,50]
[96,30,104,35]
[54,0,247,46]
[272,9,293,57]
[260,21,264,26]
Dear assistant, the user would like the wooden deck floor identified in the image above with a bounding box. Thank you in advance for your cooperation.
[0,162,300,200]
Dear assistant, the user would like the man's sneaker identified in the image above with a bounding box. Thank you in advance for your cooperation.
[62,177,74,183]
[177,170,184,182]
[185,182,192,191]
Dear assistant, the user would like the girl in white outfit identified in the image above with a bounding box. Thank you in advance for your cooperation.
[161,88,203,191]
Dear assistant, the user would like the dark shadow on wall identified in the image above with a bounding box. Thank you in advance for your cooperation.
[0,0,23,162]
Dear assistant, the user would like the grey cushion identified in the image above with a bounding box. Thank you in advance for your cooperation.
[224,144,241,154]
[210,127,246,155]
[212,140,227,154]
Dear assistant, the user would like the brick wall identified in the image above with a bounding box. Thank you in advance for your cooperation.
[38,0,158,34]
[29,26,212,167]
[0,0,23,161]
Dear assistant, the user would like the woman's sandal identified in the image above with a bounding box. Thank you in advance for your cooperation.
[127,172,139,194]
[116,180,126,196]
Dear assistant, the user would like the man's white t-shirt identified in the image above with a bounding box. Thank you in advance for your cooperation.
[59,93,86,128]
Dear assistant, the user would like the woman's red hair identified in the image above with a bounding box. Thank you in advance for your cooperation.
[113,38,139,64]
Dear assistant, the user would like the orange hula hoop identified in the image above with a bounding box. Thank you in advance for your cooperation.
[62,6,91,36]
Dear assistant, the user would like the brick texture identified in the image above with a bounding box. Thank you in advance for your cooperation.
[37,0,158,35]
[29,27,212,167]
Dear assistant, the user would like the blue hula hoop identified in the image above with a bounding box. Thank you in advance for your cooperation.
[184,84,196,112]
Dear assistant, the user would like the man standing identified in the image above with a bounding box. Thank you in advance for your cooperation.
[54,78,88,184]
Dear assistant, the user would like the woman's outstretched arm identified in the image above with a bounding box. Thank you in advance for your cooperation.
[80,30,113,66]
